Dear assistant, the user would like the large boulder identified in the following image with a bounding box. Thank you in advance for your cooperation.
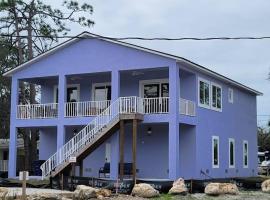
[262,179,270,193]
[73,185,98,200]
[96,188,111,198]
[132,183,160,198]
[0,187,8,200]
[205,183,239,196]
[168,178,188,195]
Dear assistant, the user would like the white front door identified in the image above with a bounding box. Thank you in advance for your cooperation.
[93,83,111,101]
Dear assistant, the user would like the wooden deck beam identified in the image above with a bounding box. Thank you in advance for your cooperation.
[119,120,125,180]
[132,119,137,183]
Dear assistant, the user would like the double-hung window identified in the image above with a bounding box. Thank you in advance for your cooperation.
[212,83,222,111]
[229,138,235,168]
[198,77,223,111]
[243,140,248,168]
[212,136,219,168]
[199,78,210,108]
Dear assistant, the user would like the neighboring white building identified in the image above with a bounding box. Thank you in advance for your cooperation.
[0,139,24,173]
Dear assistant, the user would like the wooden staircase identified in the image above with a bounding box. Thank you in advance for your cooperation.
[51,114,143,177]
[40,97,144,179]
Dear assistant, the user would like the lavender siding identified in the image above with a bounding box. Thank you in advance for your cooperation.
[39,127,57,160]
[8,37,258,180]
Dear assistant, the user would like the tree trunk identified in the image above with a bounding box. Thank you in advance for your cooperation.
[27,0,38,173]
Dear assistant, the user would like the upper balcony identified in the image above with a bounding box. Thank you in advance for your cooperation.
[17,97,195,119]
[15,67,197,123]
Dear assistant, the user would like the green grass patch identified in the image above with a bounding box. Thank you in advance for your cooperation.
[153,193,174,200]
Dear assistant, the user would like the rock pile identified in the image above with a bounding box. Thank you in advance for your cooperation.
[204,182,239,196]
[131,183,160,198]
[73,185,112,200]
[0,187,8,200]
[262,179,270,193]
[168,178,188,195]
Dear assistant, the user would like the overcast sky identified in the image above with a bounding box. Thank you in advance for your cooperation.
[47,0,270,127]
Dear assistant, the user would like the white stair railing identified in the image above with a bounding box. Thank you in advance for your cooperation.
[40,96,142,179]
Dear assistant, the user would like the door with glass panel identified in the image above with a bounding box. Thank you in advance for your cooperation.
[93,84,111,114]
[66,86,79,117]
[143,82,169,113]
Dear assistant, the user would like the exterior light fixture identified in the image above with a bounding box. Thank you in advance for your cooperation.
[147,127,152,136]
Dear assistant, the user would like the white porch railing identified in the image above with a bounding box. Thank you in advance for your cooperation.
[142,97,196,116]
[180,98,196,116]
[65,100,111,117]
[142,97,169,114]
[40,96,143,179]
[0,160,8,172]
[17,103,58,119]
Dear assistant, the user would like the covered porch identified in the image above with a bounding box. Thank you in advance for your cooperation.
[16,67,196,120]
[69,122,196,180]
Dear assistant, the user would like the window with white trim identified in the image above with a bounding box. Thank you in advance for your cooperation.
[212,136,219,168]
[228,88,234,103]
[199,78,210,108]
[243,140,248,168]
[229,138,235,168]
[211,83,222,111]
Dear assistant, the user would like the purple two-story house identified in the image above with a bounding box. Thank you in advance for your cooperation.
[4,32,261,181]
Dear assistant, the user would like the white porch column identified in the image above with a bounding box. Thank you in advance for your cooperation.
[8,77,19,178]
[168,64,180,180]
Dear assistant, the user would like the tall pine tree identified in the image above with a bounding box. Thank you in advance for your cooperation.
[0,0,94,172]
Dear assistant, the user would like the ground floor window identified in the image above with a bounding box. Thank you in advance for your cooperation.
[229,138,235,168]
[212,136,219,168]
[243,140,248,168]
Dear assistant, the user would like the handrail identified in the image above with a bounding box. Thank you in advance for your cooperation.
[180,98,196,116]
[65,100,111,117]
[40,96,142,179]
[17,103,58,119]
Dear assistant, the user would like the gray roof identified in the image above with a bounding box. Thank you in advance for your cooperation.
[4,32,262,96]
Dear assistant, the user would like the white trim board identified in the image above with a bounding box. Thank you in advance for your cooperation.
[3,32,262,96]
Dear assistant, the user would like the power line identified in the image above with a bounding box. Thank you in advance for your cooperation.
[2,34,270,41]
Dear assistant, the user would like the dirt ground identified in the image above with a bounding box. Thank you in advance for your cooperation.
[110,191,270,200]
[4,188,270,200]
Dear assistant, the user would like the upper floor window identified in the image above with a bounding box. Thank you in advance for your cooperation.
[212,83,222,111]
[243,140,248,168]
[229,138,235,168]
[199,78,210,108]
[212,136,219,168]
[198,77,222,111]
[228,88,234,103]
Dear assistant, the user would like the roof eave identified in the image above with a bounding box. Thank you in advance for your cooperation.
[176,60,263,96]
[3,31,263,96]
